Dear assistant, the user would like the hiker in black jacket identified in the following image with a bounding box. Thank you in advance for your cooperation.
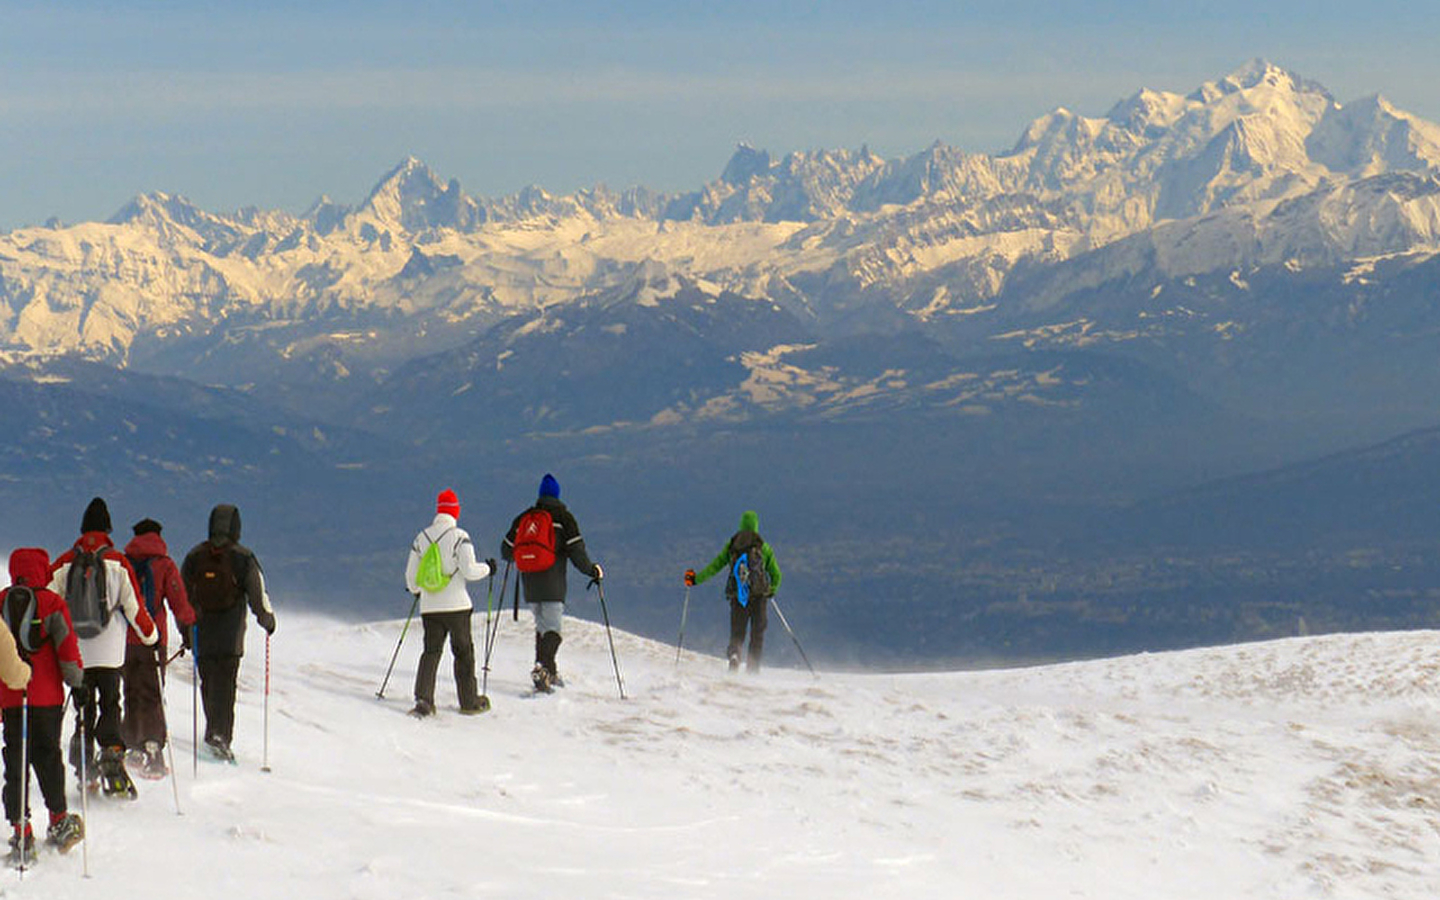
[179,504,276,762]
[501,474,602,692]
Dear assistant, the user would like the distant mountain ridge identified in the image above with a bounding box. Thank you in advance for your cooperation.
[3,59,1438,385]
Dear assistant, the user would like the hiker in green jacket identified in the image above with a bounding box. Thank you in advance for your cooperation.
[684,510,782,673]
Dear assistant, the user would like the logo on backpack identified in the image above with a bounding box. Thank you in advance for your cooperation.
[1,586,43,658]
[727,533,771,608]
[191,544,240,613]
[415,528,456,593]
[64,546,114,640]
[513,508,556,573]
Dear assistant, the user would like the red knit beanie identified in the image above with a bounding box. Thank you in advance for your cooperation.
[436,489,460,518]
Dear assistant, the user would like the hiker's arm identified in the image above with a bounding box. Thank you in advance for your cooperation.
[162,557,196,629]
[0,627,30,691]
[561,510,599,578]
[763,544,782,592]
[404,538,422,593]
[694,544,731,586]
[454,534,491,581]
[244,554,276,634]
[116,556,158,645]
[47,604,84,688]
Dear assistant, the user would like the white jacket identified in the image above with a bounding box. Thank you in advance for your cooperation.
[404,514,492,614]
[49,551,157,669]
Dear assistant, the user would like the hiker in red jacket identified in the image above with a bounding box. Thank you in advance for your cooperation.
[2,548,86,862]
[122,518,196,779]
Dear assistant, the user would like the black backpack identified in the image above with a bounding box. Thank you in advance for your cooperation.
[64,545,113,640]
[1,586,43,659]
[726,531,772,608]
[191,543,241,613]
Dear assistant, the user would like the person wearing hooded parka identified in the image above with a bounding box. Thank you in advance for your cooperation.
[685,510,783,673]
[180,504,276,761]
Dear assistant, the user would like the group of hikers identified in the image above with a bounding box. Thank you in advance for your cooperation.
[403,474,783,717]
[0,497,276,867]
[0,474,785,868]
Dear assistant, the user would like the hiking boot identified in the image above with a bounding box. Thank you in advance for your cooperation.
[409,699,436,718]
[45,813,83,853]
[458,696,491,715]
[531,663,553,693]
[727,650,742,672]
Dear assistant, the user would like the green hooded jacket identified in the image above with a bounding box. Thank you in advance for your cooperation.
[694,510,782,593]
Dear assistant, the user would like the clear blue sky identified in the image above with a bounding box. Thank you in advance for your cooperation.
[2,0,1437,230]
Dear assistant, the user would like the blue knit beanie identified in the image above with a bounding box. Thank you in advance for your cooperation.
[539,473,560,499]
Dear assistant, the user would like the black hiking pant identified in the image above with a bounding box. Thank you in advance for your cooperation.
[122,643,168,748]
[728,596,768,672]
[198,656,241,745]
[73,667,124,771]
[3,706,67,824]
[414,611,479,710]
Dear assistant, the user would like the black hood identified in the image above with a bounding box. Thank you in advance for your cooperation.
[208,504,242,546]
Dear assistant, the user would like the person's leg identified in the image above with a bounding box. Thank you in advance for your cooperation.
[413,614,446,708]
[532,601,565,680]
[447,611,479,709]
[27,707,66,816]
[2,708,22,827]
[746,599,769,673]
[727,601,748,671]
[213,657,241,744]
[92,668,126,751]
[122,645,164,748]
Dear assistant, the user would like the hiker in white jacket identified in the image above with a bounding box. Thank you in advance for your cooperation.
[403,489,493,717]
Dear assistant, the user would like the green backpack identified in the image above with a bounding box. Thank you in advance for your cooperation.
[415,528,455,593]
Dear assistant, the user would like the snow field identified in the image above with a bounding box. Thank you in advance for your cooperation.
[5,612,1439,899]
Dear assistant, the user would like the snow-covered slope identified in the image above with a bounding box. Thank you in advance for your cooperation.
[8,610,1438,898]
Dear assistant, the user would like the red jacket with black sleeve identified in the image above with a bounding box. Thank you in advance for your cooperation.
[124,532,196,649]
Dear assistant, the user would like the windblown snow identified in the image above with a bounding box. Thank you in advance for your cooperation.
[8,612,1438,898]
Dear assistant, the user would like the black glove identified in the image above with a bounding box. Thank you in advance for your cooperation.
[181,628,194,651]
[258,611,277,636]
[486,558,497,573]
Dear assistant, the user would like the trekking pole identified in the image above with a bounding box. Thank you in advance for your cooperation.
[192,626,199,778]
[261,632,272,773]
[77,690,90,878]
[480,564,505,700]
[377,592,420,700]
[675,585,691,665]
[590,579,626,700]
[18,691,29,878]
[768,596,817,678]
[155,651,182,815]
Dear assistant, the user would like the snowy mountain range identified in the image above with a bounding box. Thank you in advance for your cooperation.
[3,59,1439,662]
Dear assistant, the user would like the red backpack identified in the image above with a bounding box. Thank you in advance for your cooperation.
[513,508,556,573]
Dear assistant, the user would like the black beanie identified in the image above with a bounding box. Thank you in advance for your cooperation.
[133,518,162,536]
[82,497,112,534]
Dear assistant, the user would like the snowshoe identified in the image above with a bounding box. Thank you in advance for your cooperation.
[530,663,553,694]
[204,736,236,764]
[98,747,139,800]
[409,699,436,718]
[45,814,83,854]
[6,829,36,868]
[138,741,168,780]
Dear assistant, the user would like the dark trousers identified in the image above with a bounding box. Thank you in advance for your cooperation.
[3,706,67,824]
[198,656,241,744]
[73,667,124,769]
[414,611,478,709]
[728,597,769,672]
[122,643,168,748]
